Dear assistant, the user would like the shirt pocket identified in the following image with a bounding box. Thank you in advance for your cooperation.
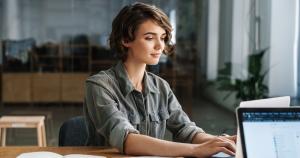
[128,112,141,129]
[149,111,170,138]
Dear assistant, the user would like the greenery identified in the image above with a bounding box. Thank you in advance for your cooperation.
[216,48,269,105]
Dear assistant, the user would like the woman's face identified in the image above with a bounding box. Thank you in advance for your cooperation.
[123,20,166,65]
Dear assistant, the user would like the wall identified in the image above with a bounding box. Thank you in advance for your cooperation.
[175,0,200,59]
[3,0,21,40]
[204,0,299,112]
[196,0,208,80]
[2,0,175,45]
[218,0,233,70]
[201,0,237,112]
[258,0,271,87]
[0,1,3,40]
[205,0,233,80]
[0,0,3,63]
[230,0,251,80]
[18,0,112,44]
[0,0,179,70]
[206,0,219,80]
[298,1,300,98]
[268,0,298,97]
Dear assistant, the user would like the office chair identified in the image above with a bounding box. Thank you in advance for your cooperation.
[58,116,88,146]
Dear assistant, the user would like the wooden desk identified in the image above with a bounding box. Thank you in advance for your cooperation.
[0,147,124,158]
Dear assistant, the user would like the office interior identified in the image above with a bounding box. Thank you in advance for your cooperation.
[0,0,299,146]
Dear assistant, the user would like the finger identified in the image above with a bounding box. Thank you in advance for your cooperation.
[210,136,236,151]
[216,141,236,153]
[210,137,235,152]
[218,136,236,145]
[217,147,235,156]
[226,135,237,142]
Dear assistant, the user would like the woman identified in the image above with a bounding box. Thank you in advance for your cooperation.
[84,2,236,157]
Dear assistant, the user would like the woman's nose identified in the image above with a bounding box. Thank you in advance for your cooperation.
[154,39,164,50]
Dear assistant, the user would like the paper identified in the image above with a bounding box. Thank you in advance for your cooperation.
[211,152,233,158]
[17,151,106,158]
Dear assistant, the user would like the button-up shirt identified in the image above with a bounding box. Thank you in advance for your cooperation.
[83,61,204,153]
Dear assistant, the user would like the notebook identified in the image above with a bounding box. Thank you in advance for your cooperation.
[17,151,106,158]
[236,107,300,158]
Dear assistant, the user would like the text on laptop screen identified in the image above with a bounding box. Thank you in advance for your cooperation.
[242,111,300,158]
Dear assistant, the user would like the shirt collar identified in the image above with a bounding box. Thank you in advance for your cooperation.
[144,72,160,95]
[114,61,160,97]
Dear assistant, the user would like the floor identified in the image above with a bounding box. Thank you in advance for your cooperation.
[0,95,236,146]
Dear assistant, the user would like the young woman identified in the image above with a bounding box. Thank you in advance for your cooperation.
[84,2,236,157]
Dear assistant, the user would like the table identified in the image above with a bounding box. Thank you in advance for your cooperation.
[0,146,221,158]
[0,147,124,158]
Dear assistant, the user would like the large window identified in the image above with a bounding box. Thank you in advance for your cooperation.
[0,0,205,110]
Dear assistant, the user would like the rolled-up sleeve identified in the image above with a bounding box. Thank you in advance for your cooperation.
[166,87,205,143]
[85,81,139,153]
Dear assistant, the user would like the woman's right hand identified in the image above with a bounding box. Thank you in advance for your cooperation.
[191,136,236,157]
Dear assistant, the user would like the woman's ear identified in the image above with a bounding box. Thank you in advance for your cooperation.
[122,39,130,48]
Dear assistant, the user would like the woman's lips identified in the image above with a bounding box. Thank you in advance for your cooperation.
[151,53,161,58]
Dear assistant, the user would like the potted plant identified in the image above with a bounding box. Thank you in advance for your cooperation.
[216,48,269,107]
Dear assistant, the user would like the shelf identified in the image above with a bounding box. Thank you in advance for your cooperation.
[2,73,31,102]
[2,73,89,103]
[1,40,116,103]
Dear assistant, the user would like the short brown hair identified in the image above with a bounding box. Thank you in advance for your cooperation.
[109,2,175,61]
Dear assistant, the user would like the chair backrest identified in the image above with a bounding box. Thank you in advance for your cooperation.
[59,116,88,146]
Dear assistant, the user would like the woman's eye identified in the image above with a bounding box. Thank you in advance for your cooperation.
[145,37,153,40]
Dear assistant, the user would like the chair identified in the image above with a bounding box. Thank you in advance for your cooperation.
[0,115,47,147]
[58,116,88,146]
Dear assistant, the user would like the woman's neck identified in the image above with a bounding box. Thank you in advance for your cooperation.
[123,60,146,92]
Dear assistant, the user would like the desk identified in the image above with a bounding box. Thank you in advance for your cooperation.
[0,146,222,158]
[0,147,124,158]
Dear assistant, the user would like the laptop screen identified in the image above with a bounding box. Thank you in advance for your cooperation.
[237,107,300,158]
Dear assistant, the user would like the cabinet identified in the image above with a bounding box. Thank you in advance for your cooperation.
[2,73,90,103]
[1,39,191,107]
[2,73,31,102]
[1,39,116,103]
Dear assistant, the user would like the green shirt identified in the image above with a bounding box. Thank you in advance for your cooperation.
[83,61,204,153]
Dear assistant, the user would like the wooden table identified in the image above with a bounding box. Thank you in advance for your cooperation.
[0,147,125,158]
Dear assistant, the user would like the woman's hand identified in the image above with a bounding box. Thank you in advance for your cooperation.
[191,136,236,157]
[220,134,237,143]
[191,133,236,157]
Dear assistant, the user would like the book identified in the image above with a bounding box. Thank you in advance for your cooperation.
[17,151,106,158]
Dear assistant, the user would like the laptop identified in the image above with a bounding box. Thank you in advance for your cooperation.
[235,96,290,158]
[213,96,290,158]
[236,107,300,158]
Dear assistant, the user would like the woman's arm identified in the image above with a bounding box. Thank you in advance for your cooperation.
[192,132,236,144]
[124,133,236,157]
[124,133,194,157]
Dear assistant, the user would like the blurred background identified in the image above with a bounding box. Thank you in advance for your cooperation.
[0,0,299,146]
